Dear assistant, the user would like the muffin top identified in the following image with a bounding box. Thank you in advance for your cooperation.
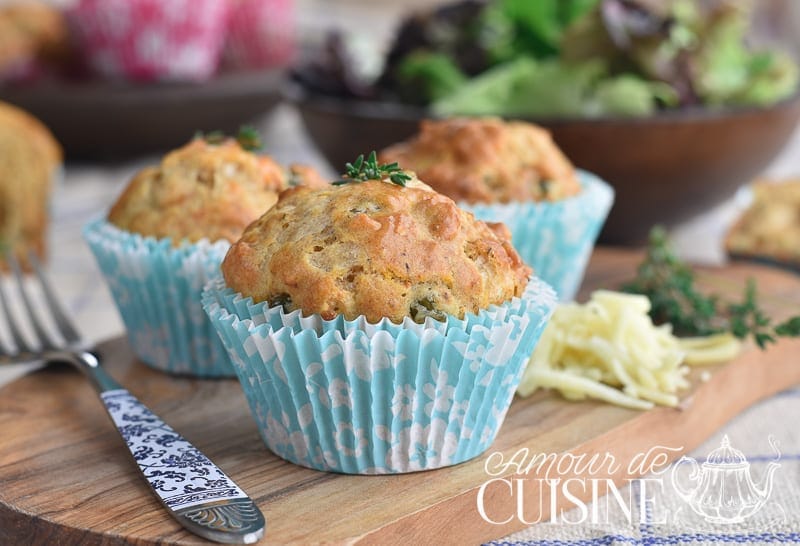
[725,179,800,263]
[108,137,327,244]
[0,101,61,168]
[380,117,581,204]
[0,101,61,262]
[0,1,70,70]
[222,170,531,324]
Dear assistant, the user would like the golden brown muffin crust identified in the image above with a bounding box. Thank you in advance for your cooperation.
[108,138,327,244]
[380,117,581,204]
[0,101,61,268]
[0,1,70,71]
[222,176,531,323]
[725,179,800,264]
[0,14,29,70]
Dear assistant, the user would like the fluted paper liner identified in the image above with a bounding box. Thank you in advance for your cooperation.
[203,276,557,473]
[462,170,614,301]
[83,218,234,377]
[207,275,536,338]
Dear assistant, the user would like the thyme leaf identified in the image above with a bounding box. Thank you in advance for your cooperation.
[194,126,263,151]
[334,151,412,186]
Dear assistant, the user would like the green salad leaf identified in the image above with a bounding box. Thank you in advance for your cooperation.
[433,56,675,118]
[563,0,799,108]
[733,52,800,107]
[484,0,600,62]
[395,52,468,104]
[591,75,678,116]
[320,0,799,114]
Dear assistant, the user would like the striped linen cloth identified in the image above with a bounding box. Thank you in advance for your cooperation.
[493,389,800,546]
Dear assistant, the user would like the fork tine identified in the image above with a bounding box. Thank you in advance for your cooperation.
[7,252,57,352]
[28,251,82,345]
[0,255,32,357]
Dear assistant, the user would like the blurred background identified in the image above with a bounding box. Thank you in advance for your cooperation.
[2,0,800,268]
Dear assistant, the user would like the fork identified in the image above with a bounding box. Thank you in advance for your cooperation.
[0,251,265,545]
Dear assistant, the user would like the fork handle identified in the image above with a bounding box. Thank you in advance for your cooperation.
[65,351,265,544]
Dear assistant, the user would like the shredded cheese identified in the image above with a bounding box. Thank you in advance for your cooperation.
[517,290,741,410]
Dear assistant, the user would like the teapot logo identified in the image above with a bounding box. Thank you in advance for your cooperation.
[671,435,781,524]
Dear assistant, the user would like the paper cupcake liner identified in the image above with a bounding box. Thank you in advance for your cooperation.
[223,0,295,70]
[461,170,614,301]
[83,218,234,377]
[203,277,557,473]
[207,274,545,339]
[66,0,229,82]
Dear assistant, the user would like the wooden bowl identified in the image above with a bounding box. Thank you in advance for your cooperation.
[288,87,800,244]
[0,70,284,161]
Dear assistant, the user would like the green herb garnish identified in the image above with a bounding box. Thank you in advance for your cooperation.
[333,151,412,187]
[236,125,263,151]
[623,226,800,349]
[194,126,263,151]
[195,130,226,145]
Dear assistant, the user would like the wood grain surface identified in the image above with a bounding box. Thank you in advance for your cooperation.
[1,249,799,546]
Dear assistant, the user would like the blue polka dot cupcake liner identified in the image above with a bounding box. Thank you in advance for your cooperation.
[202,276,557,474]
[461,170,614,301]
[83,218,235,378]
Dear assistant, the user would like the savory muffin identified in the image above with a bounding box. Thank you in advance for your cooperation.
[0,1,70,76]
[0,13,29,74]
[380,117,613,302]
[222,173,531,324]
[204,163,558,474]
[726,179,800,264]
[0,101,61,267]
[108,136,327,244]
[86,134,326,377]
[379,118,581,204]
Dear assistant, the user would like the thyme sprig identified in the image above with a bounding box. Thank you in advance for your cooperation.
[194,125,263,151]
[623,227,800,349]
[333,151,411,186]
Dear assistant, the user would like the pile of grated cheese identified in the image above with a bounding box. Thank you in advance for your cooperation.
[517,290,740,410]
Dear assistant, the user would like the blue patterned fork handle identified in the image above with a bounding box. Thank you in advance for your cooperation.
[73,351,265,544]
[0,251,264,543]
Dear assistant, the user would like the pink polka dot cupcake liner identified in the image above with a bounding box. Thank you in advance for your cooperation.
[223,0,295,70]
[66,0,230,82]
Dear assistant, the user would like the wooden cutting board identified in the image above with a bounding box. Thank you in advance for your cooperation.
[1,249,799,546]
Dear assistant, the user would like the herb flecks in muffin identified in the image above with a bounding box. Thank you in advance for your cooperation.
[108,138,327,245]
[268,293,293,310]
[194,125,264,152]
[334,151,412,187]
[221,178,531,324]
[409,296,447,322]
